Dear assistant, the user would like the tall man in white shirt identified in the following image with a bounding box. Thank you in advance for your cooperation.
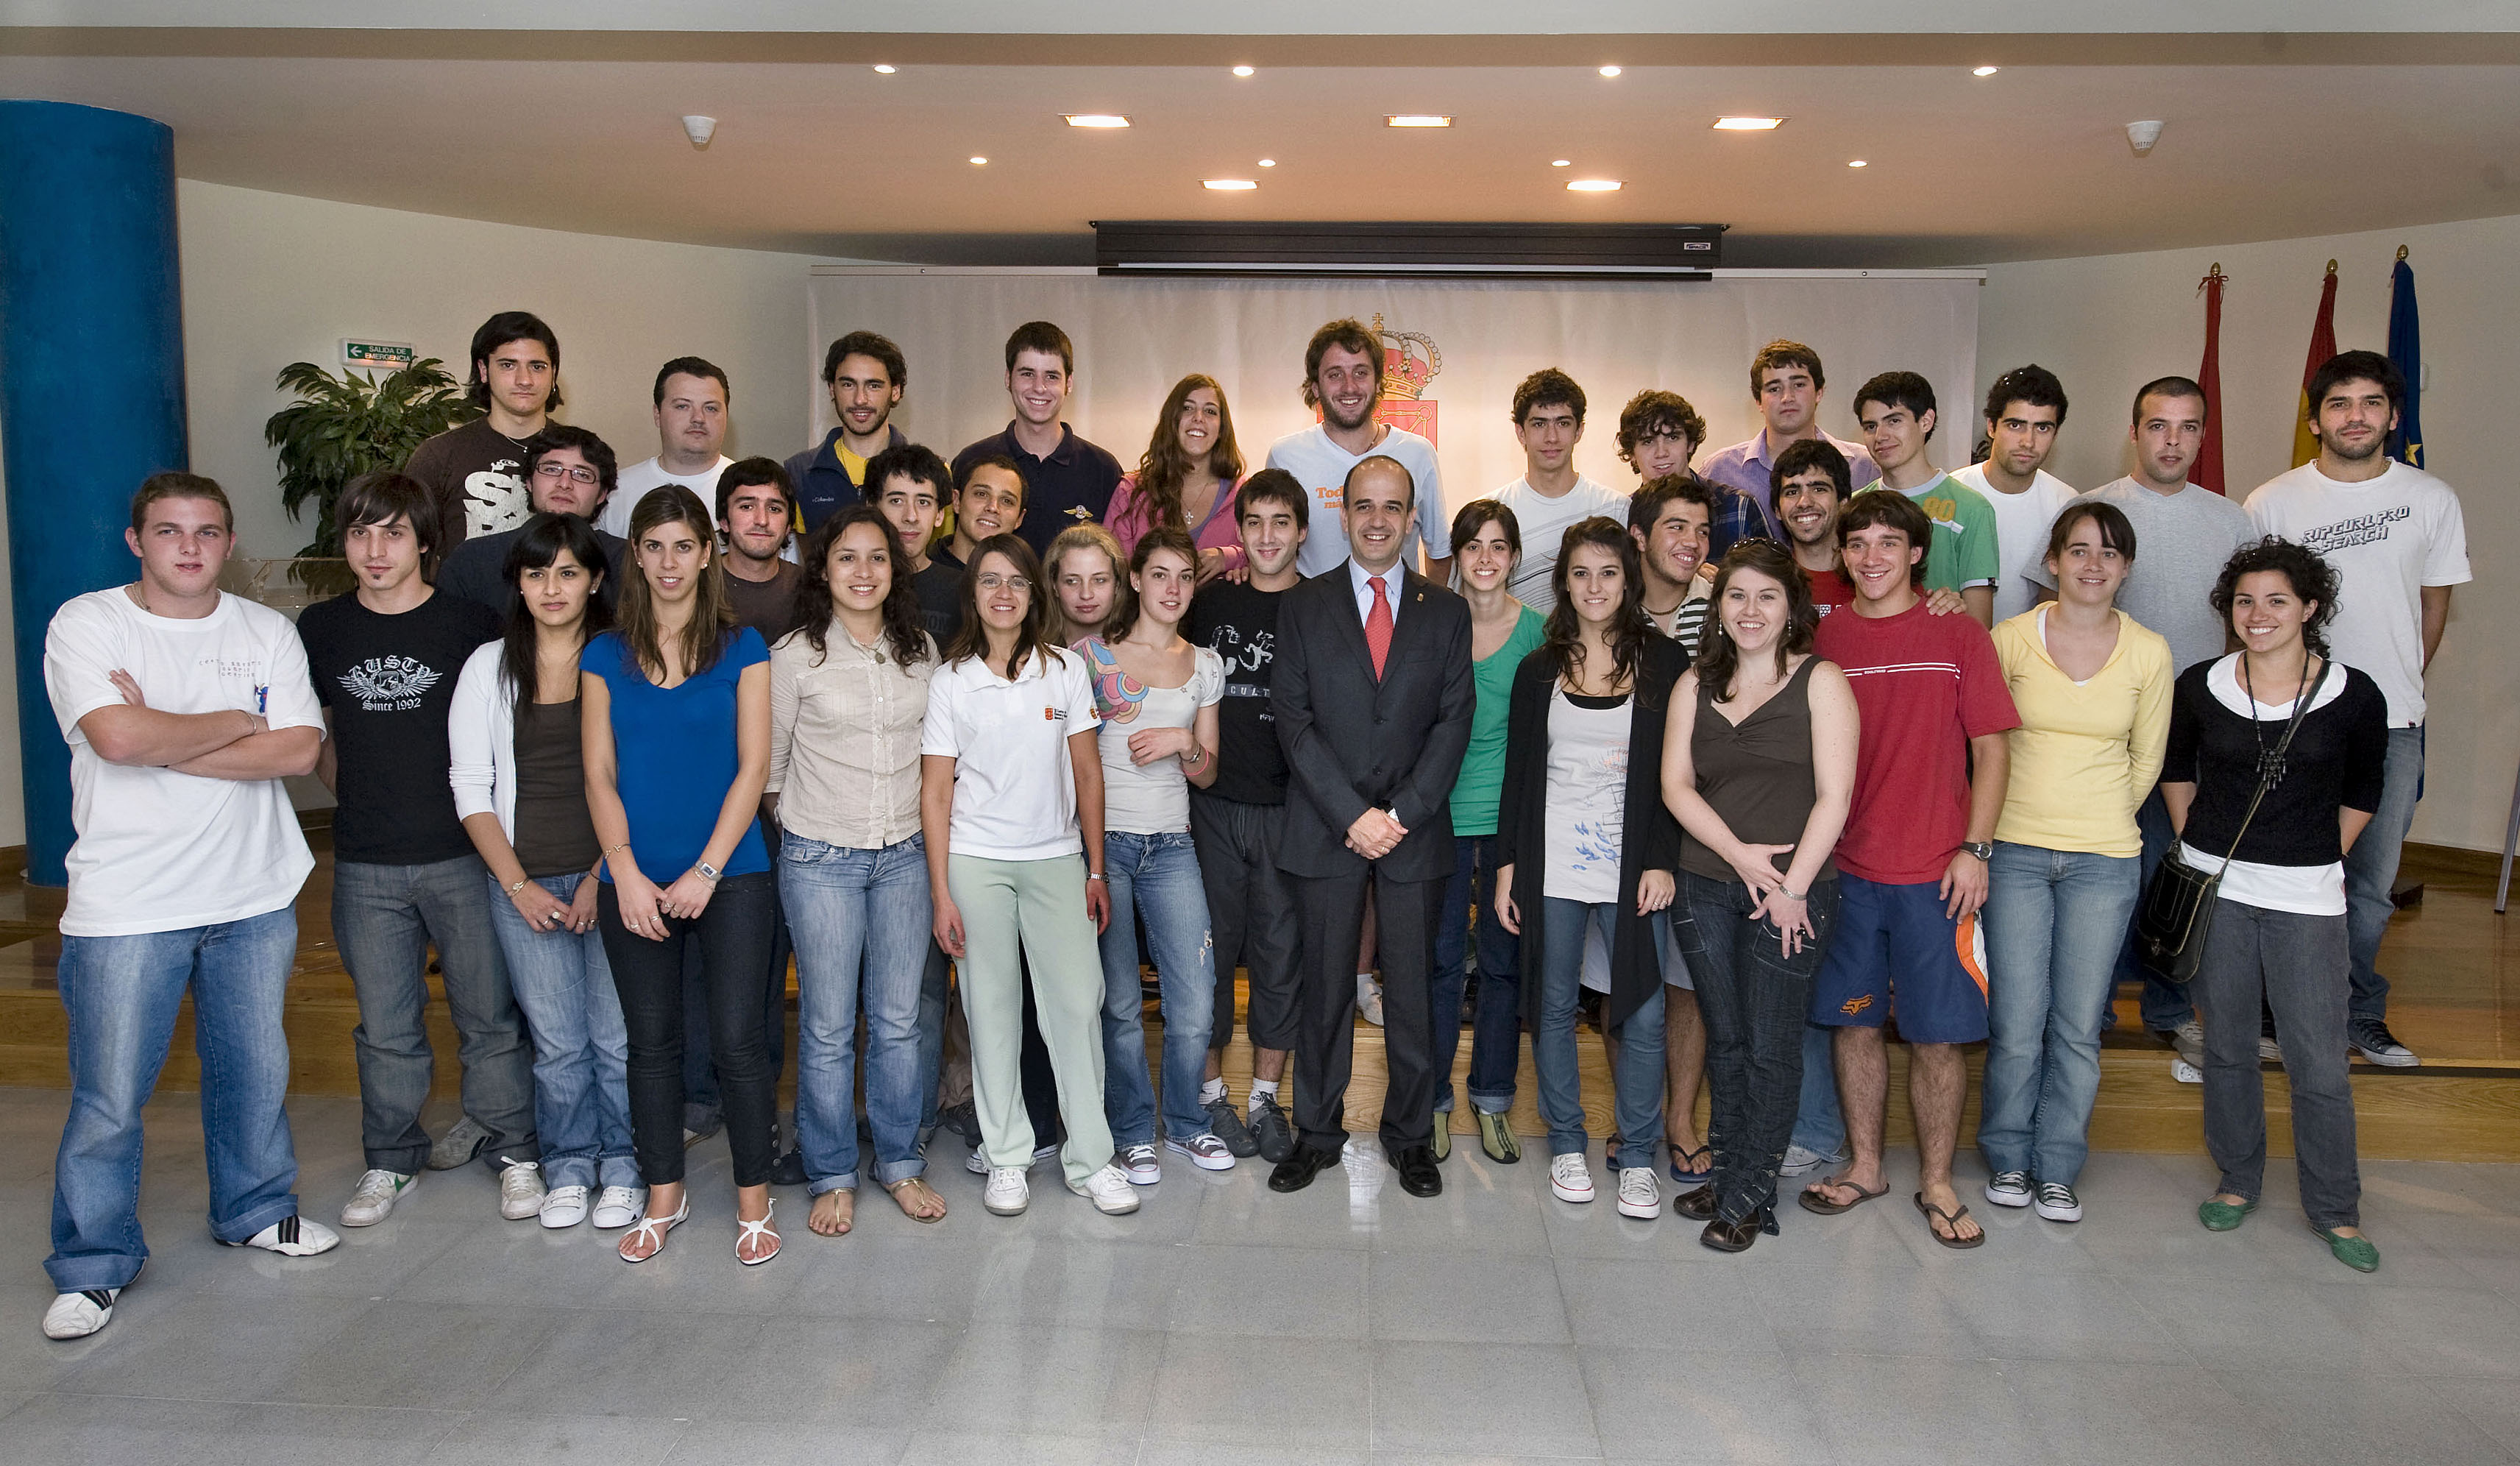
[1950,364,2079,623]
[1697,339,1881,525]
[2244,350,2470,1069]
[1266,318,1450,580]
[597,357,734,538]
[1493,368,1630,612]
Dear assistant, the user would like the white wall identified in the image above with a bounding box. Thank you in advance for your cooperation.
[1976,213,2519,853]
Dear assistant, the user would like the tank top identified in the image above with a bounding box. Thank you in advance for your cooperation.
[1542,687,1632,904]
[511,698,600,878]
[1680,656,1834,885]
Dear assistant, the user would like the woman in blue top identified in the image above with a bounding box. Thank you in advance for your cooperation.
[583,486,778,1266]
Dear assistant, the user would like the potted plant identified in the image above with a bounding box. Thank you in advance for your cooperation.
[265,358,475,589]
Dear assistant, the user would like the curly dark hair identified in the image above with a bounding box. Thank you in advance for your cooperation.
[2210,537,2340,657]
[1615,389,1708,468]
[792,503,929,668]
[1694,540,1817,701]
[1541,517,1652,696]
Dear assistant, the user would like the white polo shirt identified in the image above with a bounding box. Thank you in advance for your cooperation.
[923,644,1102,860]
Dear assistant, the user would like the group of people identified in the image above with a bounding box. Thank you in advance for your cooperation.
[38,308,2467,1341]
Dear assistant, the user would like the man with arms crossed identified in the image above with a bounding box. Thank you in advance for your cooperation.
[39,474,340,1340]
[1618,388,1774,557]
[950,321,1123,560]
[298,472,541,1228]
[1853,371,2001,626]
[787,330,911,532]
[1801,492,2017,1247]
[1493,368,1629,612]
[867,442,962,640]
[1699,339,1881,525]
[1951,364,2079,623]
[437,424,629,617]
[1267,317,1451,580]
[2245,350,2468,1069]
[599,357,735,539]
[1187,469,1312,1164]
[405,309,561,543]
[1268,456,1474,1199]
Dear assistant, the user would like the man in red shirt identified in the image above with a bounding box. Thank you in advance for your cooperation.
[1801,492,2017,1249]
[1772,439,1854,617]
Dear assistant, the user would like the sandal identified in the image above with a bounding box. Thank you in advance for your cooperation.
[617,1194,689,1263]
[1798,1175,1890,1216]
[1914,1191,1986,1250]
[809,1189,855,1237]
[887,1176,948,1224]
[736,1199,780,1267]
[1669,1143,1714,1186]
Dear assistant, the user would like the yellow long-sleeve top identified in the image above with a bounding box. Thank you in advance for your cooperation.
[1991,606,2173,857]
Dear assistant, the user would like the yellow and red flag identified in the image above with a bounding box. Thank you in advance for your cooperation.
[2290,262,2339,467]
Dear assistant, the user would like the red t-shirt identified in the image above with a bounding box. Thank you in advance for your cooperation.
[1813,599,2020,884]
[1805,567,1854,618]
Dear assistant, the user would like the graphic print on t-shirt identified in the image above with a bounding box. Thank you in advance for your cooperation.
[1205,622,1276,681]
[338,654,446,712]
[465,460,528,539]
[2290,504,2413,556]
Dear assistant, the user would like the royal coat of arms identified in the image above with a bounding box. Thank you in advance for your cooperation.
[1370,313,1443,447]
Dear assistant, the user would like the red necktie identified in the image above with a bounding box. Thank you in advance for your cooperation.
[1366,575,1393,680]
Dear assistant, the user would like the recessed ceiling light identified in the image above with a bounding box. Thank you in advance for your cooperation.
[1204,178,1258,191]
[1064,114,1131,129]
[1599,65,1622,77]
[1712,116,1786,131]
[1257,157,1276,167]
[872,64,896,74]
[1848,158,1868,168]
[1551,158,1571,167]
[1232,65,1254,77]
[1386,115,1452,128]
[1973,65,2000,77]
[968,155,987,166]
[1566,178,1622,191]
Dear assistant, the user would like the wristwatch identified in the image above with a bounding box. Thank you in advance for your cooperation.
[1962,841,1995,863]
[694,861,723,882]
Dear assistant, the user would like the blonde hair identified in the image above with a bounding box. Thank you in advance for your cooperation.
[1043,522,1127,644]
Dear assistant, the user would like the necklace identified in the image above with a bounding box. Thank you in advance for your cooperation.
[2238,653,2315,788]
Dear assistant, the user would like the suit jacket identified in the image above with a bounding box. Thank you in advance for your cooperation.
[1271,561,1475,883]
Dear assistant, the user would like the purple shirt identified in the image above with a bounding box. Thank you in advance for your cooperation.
[1698,430,1883,521]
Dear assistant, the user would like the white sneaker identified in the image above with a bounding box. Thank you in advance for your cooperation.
[42,1289,116,1341]
[2171,1058,2204,1085]
[1120,1143,1163,1186]
[2168,1018,2207,1069]
[2258,1033,2283,1063]
[1355,973,1385,1027]
[967,1140,1063,1175]
[1165,1132,1236,1172]
[1550,1152,1596,1204]
[1069,1161,1142,1215]
[1984,1170,2033,1208]
[539,1185,590,1229]
[984,1166,1031,1216]
[591,1186,644,1230]
[497,1161,547,1222]
[340,1169,416,1227]
[1781,1144,1844,1178]
[230,1214,340,1257]
[1615,1166,1660,1219]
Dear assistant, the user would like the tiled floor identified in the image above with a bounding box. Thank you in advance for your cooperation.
[10,1084,2520,1465]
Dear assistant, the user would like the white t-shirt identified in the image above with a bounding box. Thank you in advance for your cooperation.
[1264,424,1448,578]
[1492,474,1633,613]
[2175,654,2354,916]
[597,455,734,539]
[1078,639,1226,835]
[43,589,326,937]
[1542,687,1631,904]
[2243,458,2471,726]
[923,645,1102,860]
[1951,463,2077,624]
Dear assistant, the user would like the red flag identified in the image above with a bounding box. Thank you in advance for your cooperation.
[2291,262,2339,467]
[2194,265,2226,494]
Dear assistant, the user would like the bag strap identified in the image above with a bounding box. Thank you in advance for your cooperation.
[2215,659,2331,865]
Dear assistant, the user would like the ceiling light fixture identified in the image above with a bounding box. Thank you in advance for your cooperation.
[1973,65,2000,77]
[1566,178,1622,191]
[1064,114,1131,129]
[1551,159,1571,167]
[1257,157,1276,167]
[1599,65,1622,77]
[968,155,987,166]
[1712,116,1786,131]
[1204,178,1259,191]
[1385,115,1452,128]
[1232,65,1254,77]
[872,64,896,74]
[1848,158,1868,168]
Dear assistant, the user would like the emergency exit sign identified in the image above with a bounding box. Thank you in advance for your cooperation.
[340,339,416,371]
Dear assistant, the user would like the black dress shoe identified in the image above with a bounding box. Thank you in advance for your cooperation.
[1268,1142,1342,1193]
[1673,1183,1719,1221]
[1389,1145,1443,1197]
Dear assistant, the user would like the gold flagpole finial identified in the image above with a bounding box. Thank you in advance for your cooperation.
[2324,258,2338,275]
[2396,244,2410,261]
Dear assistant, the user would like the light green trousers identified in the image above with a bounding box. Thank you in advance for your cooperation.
[948,852,1115,1187]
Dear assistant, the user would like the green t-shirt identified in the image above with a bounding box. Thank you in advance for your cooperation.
[1864,473,2000,593]
[1448,604,1547,837]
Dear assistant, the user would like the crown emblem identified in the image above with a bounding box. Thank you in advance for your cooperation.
[1372,313,1442,402]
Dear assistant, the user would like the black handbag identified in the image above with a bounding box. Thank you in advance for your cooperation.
[2134,662,2327,985]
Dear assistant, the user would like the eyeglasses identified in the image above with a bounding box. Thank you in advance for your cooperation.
[534,461,600,484]
[973,573,1032,593]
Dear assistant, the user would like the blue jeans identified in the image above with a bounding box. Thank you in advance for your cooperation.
[1433,834,1522,1114]
[333,853,536,1174]
[2343,725,2424,1024]
[1981,844,2140,1186]
[2106,791,2190,1033]
[1788,1023,1846,1161]
[781,832,933,1191]
[1536,899,1667,1163]
[49,907,302,1292]
[1097,831,1218,1147]
[484,872,636,1192]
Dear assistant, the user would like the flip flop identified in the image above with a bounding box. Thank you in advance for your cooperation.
[1914,1191,1986,1250]
[1798,1175,1890,1215]
[887,1176,948,1224]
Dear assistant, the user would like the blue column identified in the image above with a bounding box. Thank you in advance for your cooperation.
[0,102,188,886]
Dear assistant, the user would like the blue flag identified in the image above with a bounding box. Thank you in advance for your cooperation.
[2387,257,2424,467]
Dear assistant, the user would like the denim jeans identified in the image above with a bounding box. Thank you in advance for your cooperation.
[1677,872,1840,1223]
[1433,834,1522,1114]
[333,852,537,1175]
[2107,791,2190,1033]
[48,906,303,1292]
[1981,843,2140,1186]
[484,872,636,1191]
[2343,725,2424,1024]
[1096,831,1218,1147]
[782,832,933,1191]
[1536,899,1667,1163]
[919,942,950,1136]
[2193,899,2360,1228]
[599,872,781,1187]
[1788,1024,1846,1161]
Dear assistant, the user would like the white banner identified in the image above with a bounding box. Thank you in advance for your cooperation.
[804,269,1981,524]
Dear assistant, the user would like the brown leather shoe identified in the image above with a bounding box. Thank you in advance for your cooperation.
[1700,1214,1761,1253]
[1672,1183,1719,1222]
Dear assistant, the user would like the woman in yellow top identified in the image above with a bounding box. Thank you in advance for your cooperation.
[1980,501,2171,1225]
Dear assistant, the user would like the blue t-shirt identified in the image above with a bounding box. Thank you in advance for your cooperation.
[586,626,770,881]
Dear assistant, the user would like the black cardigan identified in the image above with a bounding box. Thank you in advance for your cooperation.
[1495,636,1688,1030]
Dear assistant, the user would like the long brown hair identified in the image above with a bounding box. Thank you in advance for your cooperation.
[1132,374,1246,533]
[792,504,929,668]
[1043,523,1127,645]
[943,534,1054,681]
[1696,540,1817,701]
[1120,525,1201,637]
[1541,517,1650,692]
[617,484,736,681]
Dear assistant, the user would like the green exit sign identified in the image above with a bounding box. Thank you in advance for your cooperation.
[341,339,416,371]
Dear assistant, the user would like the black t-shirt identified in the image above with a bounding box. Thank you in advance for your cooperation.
[2162,659,2389,869]
[298,589,502,865]
[1186,578,1288,806]
[725,560,803,646]
[914,550,967,643]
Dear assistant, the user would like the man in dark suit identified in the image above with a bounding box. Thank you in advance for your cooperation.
[1268,455,1475,1198]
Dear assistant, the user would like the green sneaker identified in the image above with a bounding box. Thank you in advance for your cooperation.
[1430,1111,1452,1162]
[2198,1197,2257,1232]
[1476,1108,1520,1164]
[2315,1226,2380,1272]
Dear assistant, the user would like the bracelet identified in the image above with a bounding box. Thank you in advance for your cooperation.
[1087,873,1107,882]
[604,841,631,856]
[1779,886,1809,902]
[505,877,530,896]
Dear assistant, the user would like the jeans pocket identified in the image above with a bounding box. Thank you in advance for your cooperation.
[1669,907,1708,960]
